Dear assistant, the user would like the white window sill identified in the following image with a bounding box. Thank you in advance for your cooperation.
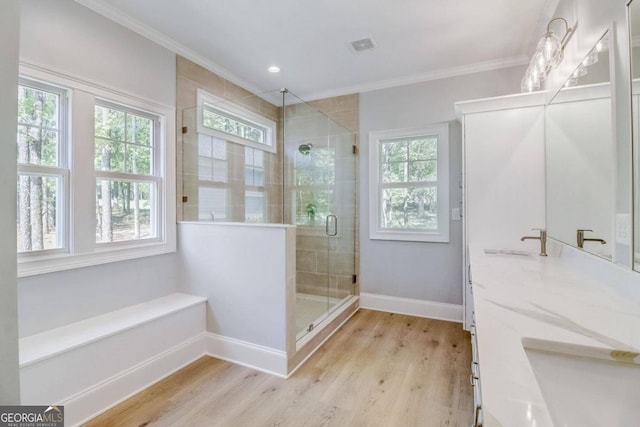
[17,241,176,278]
[370,230,450,243]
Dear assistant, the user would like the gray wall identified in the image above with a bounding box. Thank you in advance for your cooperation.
[17,0,179,337]
[0,0,21,405]
[359,65,526,304]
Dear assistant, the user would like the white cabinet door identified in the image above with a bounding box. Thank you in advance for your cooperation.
[464,107,546,253]
[462,106,545,330]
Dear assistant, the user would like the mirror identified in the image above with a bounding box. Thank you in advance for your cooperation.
[630,0,640,270]
[545,31,614,260]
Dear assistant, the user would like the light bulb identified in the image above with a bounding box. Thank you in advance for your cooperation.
[573,65,587,78]
[537,33,561,63]
[530,52,547,79]
[583,51,598,67]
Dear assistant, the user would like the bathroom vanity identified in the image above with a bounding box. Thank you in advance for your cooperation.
[469,244,640,426]
[455,14,640,425]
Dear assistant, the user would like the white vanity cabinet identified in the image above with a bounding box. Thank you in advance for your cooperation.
[457,95,547,330]
[456,95,546,426]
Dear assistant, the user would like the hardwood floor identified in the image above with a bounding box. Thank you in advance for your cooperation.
[84,309,473,427]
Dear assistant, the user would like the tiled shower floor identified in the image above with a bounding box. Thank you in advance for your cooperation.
[295,293,344,340]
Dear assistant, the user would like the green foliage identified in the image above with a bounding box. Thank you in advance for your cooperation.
[203,106,265,144]
[294,146,335,225]
[94,106,152,174]
[16,85,61,252]
[17,85,59,166]
[380,136,439,230]
[382,137,437,183]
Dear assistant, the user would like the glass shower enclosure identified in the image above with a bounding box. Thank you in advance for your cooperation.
[180,89,357,343]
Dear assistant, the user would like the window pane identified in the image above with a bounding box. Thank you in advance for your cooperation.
[381,187,437,230]
[245,191,264,223]
[409,138,437,161]
[198,187,227,221]
[17,175,62,252]
[96,180,155,243]
[17,84,62,167]
[198,136,228,182]
[382,140,407,163]
[382,160,407,183]
[296,190,333,226]
[126,144,152,175]
[95,138,125,172]
[245,147,265,186]
[202,105,267,145]
[17,126,58,166]
[95,104,157,177]
[126,114,152,145]
[18,85,59,129]
[95,106,125,140]
[408,160,437,182]
[295,147,335,186]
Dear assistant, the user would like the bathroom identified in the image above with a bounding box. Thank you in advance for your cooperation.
[1,0,639,426]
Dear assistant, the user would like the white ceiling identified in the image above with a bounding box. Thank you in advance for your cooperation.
[77,0,553,101]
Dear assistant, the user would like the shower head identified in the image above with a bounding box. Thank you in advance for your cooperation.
[298,143,313,155]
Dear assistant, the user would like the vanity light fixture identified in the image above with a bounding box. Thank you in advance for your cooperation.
[268,66,281,73]
[521,17,575,92]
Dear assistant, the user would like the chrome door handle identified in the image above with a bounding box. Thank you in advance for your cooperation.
[326,214,338,236]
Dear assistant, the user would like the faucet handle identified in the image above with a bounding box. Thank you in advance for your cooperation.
[577,229,593,233]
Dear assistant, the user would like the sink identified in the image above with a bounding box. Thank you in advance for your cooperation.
[522,337,640,427]
[483,248,530,256]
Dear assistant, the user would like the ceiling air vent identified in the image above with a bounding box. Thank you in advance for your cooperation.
[350,37,375,52]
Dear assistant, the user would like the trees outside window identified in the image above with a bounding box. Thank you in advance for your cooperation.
[94,103,159,243]
[369,125,450,243]
[16,69,174,276]
[16,80,67,253]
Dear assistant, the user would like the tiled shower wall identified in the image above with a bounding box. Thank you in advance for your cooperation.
[286,95,360,299]
[176,55,359,299]
[176,55,282,222]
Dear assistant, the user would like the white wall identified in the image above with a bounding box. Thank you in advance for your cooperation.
[0,0,21,405]
[17,0,179,337]
[359,66,526,304]
[19,0,175,107]
[178,223,296,353]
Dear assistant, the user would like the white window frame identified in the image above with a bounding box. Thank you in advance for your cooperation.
[369,125,450,243]
[196,89,276,153]
[94,99,163,246]
[17,64,176,277]
[17,78,70,256]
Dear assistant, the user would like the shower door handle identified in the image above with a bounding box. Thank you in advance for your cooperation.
[326,215,338,237]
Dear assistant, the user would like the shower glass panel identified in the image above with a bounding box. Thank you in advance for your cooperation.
[181,89,356,343]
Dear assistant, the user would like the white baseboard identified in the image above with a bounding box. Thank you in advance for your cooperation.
[359,292,463,323]
[66,333,206,426]
[204,333,288,378]
[64,332,289,425]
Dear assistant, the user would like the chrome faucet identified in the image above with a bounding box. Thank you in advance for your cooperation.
[577,229,606,248]
[520,228,547,256]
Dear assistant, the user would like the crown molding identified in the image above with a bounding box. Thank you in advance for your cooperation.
[75,0,530,103]
[74,0,266,96]
[299,55,530,101]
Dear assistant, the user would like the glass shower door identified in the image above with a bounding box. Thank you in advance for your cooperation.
[285,91,356,342]
[326,122,357,314]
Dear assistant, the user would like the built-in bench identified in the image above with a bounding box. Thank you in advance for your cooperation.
[19,293,207,426]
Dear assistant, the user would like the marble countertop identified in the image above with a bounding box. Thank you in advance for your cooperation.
[470,243,640,426]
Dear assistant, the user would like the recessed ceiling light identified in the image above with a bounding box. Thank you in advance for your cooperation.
[268,66,280,73]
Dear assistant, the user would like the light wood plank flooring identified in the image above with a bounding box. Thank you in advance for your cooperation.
[84,309,473,427]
